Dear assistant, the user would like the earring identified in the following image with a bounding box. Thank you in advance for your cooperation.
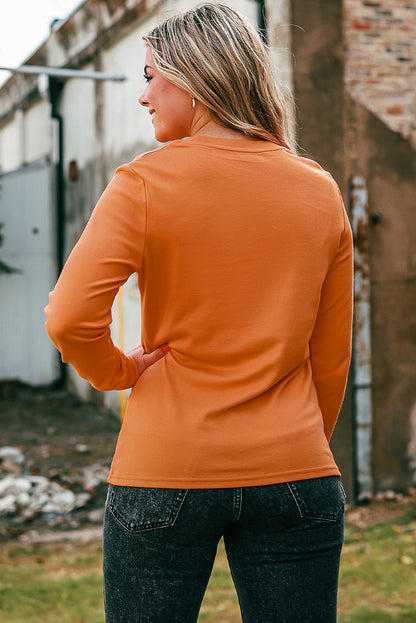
[192,97,196,109]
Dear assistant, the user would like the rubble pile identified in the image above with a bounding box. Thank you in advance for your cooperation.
[0,445,110,539]
[0,473,89,518]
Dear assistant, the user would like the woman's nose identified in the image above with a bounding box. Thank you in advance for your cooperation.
[138,91,148,107]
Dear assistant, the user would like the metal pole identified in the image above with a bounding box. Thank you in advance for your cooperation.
[256,0,267,43]
[351,174,374,502]
[0,65,126,82]
[49,76,66,386]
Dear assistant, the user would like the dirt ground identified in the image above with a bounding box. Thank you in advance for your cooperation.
[0,380,120,542]
[1,380,414,543]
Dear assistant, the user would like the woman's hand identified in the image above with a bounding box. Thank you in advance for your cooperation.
[127,343,170,377]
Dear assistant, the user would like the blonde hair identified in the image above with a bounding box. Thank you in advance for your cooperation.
[143,3,296,151]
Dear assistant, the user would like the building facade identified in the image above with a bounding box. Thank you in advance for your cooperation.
[0,0,415,501]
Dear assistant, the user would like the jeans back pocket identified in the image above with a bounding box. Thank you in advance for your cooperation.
[286,476,346,523]
[107,484,188,534]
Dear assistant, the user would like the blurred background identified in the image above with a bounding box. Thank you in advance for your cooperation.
[0,0,415,506]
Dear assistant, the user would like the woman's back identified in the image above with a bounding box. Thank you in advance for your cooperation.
[46,135,352,487]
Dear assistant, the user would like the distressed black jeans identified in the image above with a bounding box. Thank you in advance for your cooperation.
[103,476,345,623]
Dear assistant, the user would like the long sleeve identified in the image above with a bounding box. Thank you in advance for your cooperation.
[45,164,146,390]
[309,197,354,440]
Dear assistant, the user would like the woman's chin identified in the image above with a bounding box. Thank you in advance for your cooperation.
[154,127,189,143]
[154,129,171,143]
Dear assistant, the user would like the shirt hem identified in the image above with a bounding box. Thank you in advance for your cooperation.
[107,465,340,489]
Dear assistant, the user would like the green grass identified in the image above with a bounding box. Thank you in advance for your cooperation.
[198,543,240,622]
[1,501,415,622]
[0,542,104,622]
[338,506,416,623]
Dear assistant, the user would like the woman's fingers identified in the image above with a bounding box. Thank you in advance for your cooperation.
[141,344,170,373]
[127,343,170,376]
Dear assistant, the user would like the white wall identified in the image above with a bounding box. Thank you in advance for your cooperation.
[0,104,51,174]
[0,0,294,414]
[61,64,97,169]
[102,0,260,166]
[102,28,155,160]
[23,100,52,165]
[0,113,24,173]
[266,0,293,92]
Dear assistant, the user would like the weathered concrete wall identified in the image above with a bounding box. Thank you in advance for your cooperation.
[291,0,346,184]
[290,0,355,499]
[23,100,52,165]
[351,101,416,491]
[0,99,51,171]
[344,2,416,492]
[291,0,416,497]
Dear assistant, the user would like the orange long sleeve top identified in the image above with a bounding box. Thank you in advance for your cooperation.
[45,136,353,488]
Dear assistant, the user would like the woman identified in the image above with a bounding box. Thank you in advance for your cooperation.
[45,3,353,622]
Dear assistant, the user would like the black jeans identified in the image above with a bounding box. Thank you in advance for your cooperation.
[103,476,345,623]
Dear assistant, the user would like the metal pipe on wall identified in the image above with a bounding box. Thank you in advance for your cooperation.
[256,0,267,43]
[0,64,126,81]
[350,174,374,502]
[49,76,66,385]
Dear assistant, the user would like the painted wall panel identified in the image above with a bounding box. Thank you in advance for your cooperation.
[0,161,58,385]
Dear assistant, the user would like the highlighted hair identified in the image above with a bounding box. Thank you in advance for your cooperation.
[143,3,296,151]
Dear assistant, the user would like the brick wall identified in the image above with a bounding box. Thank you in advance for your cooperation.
[344,0,416,147]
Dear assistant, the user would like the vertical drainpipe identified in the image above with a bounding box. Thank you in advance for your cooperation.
[257,0,267,43]
[350,174,373,502]
[48,76,67,385]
